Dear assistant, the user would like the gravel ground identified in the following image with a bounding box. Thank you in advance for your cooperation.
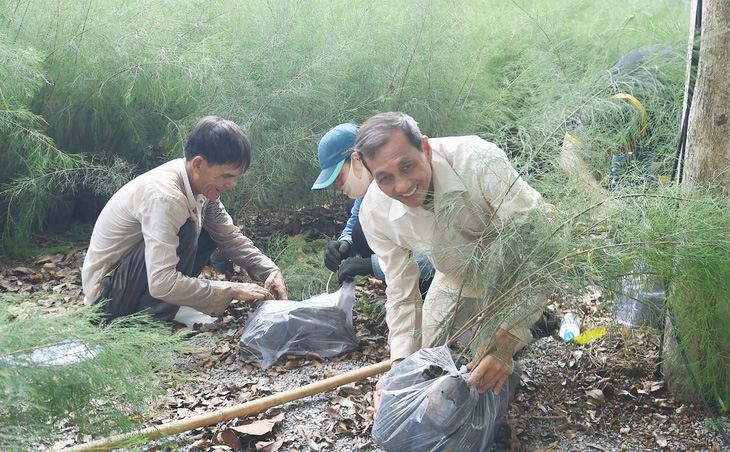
[149,282,729,452]
[6,247,725,452]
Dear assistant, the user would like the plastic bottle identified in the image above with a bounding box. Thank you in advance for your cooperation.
[559,312,581,341]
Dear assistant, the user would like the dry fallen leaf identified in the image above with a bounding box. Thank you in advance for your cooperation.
[585,388,605,405]
[188,439,215,450]
[256,438,284,452]
[11,266,34,275]
[331,396,355,408]
[643,380,665,393]
[217,428,244,449]
[615,389,635,398]
[296,424,320,451]
[325,406,346,421]
[357,440,375,450]
[232,412,285,436]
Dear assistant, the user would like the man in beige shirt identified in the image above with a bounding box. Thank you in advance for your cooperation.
[82,116,287,322]
[355,112,543,404]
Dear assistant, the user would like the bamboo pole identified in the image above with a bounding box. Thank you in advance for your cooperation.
[68,360,391,452]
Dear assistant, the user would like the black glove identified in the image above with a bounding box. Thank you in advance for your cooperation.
[338,257,374,285]
[324,240,351,272]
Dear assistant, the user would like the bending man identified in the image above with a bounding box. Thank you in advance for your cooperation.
[355,112,543,410]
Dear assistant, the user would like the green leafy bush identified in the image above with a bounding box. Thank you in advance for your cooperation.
[0,296,189,451]
[1,0,689,251]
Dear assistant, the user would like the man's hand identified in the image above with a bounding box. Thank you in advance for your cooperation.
[374,359,401,414]
[204,282,271,317]
[337,257,373,284]
[324,240,351,272]
[466,354,513,394]
[373,375,385,413]
[264,270,288,300]
[466,328,520,394]
[231,282,272,304]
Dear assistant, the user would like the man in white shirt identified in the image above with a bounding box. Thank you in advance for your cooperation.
[82,116,287,323]
[355,112,543,405]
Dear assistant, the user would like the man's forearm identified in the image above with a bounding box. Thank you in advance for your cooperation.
[489,328,521,362]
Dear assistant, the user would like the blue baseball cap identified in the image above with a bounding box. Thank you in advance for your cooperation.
[311,123,360,190]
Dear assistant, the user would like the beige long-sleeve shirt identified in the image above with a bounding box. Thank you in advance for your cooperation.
[360,135,543,361]
[82,158,279,315]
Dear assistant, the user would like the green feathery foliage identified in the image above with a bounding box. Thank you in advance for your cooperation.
[0,295,190,451]
[1,0,689,235]
[263,234,333,300]
[0,30,136,255]
[605,188,730,407]
[443,181,730,408]
[0,32,79,253]
[5,0,725,411]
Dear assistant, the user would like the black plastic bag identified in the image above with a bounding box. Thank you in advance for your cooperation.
[239,282,358,368]
[372,345,508,451]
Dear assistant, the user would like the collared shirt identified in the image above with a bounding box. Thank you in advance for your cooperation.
[82,158,279,314]
[360,135,542,361]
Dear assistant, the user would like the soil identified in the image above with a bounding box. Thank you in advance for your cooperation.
[2,209,728,452]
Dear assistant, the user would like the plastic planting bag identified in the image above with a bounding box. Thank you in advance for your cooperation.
[614,262,666,329]
[239,282,358,368]
[372,345,508,452]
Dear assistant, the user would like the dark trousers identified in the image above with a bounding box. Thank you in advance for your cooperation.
[347,198,375,259]
[95,220,216,322]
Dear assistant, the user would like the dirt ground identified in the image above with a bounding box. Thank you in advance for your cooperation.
[1,212,729,452]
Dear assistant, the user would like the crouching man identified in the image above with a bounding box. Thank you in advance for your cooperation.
[82,115,287,323]
[355,112,543,422]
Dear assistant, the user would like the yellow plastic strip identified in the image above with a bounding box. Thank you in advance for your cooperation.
[565,132,584,147]
[572,327,607,345]
[611,92,648,137]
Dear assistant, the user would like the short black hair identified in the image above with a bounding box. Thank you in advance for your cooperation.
[355,112,424,168]
[184,116,251,171]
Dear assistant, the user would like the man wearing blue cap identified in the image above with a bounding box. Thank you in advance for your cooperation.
[312,123,433,289]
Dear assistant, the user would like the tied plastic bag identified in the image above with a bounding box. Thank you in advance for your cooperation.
[614,263,666,329]
[239,282,358,368]
[372,345,508,452]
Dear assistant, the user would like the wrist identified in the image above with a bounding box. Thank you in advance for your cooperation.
[493,328,520,358]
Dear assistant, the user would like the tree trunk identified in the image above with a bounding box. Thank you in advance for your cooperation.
[666,0,730,402]
[681,0,730,188]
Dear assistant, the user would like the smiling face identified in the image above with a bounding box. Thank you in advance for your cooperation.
[364,129,433,208]
[188,156,244,200]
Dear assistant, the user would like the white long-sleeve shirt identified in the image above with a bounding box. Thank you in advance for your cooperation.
[360,135,542,361]
[82,158,279,315]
